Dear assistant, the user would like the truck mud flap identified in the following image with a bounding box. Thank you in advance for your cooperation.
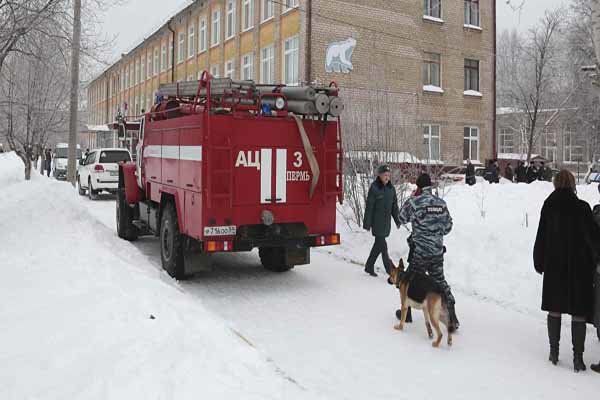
[184,238,213,273]
[285,247,310,266]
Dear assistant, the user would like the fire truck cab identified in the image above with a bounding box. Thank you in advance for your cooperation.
[116,72,344,279]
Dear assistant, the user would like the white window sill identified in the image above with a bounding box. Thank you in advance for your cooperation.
[464,90,482,97]
[464,24,482,31]
[242,26,254,33]
[424,85,444,94]
[211,43,220,48]
[198,49,207,54]
[187,55,195,60]
[282,7,298,16]
[423,15,444,24]
[261,16,274,25]
[225,35,235,42]
[463,160,482,165]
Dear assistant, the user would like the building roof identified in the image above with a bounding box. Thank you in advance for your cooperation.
[345,150,443,165]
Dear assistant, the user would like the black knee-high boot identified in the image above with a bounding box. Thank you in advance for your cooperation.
[572,320,587,372]
[547,315,561,365]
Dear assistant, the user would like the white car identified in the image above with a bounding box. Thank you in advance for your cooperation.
[77,148,131,199]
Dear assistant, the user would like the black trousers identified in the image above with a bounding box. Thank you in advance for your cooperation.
[366,236,392,273]
[409,254,455,305]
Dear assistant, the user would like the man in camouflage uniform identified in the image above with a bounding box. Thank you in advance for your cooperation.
[398,173,459,331]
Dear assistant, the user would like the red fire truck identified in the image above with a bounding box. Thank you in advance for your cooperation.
[116,72,344,279]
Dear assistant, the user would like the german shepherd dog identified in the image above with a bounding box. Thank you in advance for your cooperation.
[388,259,452,347]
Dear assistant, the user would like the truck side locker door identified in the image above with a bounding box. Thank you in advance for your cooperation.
[161,128,179,187]
[144,127,162,184]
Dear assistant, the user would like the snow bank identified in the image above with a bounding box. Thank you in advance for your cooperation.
[0,156,305,399]
[0,151,28,188]
[335,180,600,316]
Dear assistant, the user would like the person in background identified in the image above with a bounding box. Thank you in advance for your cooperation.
[465,159,476,186]
[44,148,52,177]
[363,164,401,277]
[534,170,600,372]
[538,162,547,181]
[504,163,514,182]
[516,161,527,183]
[591,185,600,374]
[526,163,538,183]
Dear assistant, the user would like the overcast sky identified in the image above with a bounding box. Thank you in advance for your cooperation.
[97,0,569,69]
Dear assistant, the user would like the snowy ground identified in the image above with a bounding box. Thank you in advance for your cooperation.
[1,152,599,399]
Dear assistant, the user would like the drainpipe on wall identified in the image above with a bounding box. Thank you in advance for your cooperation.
[492,0,497,160]
[167,19,176,83]
[305,0,312,83]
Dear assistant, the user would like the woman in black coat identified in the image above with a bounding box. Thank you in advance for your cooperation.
[534,170,600,372]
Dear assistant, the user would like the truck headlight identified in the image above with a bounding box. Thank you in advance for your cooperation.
[275,97,285,110]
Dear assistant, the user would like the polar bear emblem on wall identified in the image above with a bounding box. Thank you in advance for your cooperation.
[326,38,357,74]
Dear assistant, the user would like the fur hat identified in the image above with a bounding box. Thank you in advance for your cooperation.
[416,173,432,189]
[377,164,391,174]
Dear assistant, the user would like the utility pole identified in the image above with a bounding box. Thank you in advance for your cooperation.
[592,1,600,66]
[67,0,82,186]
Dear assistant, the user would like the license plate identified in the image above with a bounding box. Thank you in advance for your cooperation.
[204,226,236,237]
[110,171,118,176]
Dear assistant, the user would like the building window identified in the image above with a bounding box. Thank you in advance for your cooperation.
[188,24,196,58]
[225,59,235,78]
[140,57,145,82]
[161,44,167,72]
[147,53,153,77]
[423,52,441,89]
[212,9,221,47]
[464,59,479,92]
[168,42,173,68]
[134,61,139,85]
[178,32,186,63]
[283,0,299,12]
[125,68,129,89]
[242,53,254,80]
[464,127,480,162]
[283,36,299,85]
[199,17,207,52]
[262,0,274,22]
[423,125,441,161]
[260,45,275,83]
[424,0,441,19]
[563,131,584,163]
[464,0,480,27]
[542,131,557,163]
[242,0,254,31]
[154,48,159,76]
[498,128,515,154]
[210,64,220,78]
[226,0,236,39]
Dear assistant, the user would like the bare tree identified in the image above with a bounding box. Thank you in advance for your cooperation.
[67,0,81,185]
[0,32,70,179]
[497,9,564,162]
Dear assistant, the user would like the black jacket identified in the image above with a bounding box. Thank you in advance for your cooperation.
[516,165,527,182]
[363,178,401,237]
[534,189,600,316]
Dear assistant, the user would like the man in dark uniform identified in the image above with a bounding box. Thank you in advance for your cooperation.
[363,164,401,277]
[516,161,527,183]
[398,173,459,331]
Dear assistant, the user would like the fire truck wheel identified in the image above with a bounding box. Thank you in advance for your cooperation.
[160,203,185,280]
[77,176,86,196]
[116,188,138,241]
[259,247,294,272]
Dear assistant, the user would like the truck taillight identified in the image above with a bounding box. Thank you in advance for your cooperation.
[314,234,340,247]
[94,165,104,172]
[205,240,234,253]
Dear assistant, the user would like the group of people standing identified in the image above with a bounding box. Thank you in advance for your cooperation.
[465,159,554,185]
[363,164,600,374]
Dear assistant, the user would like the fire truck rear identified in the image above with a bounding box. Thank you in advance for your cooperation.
[116,72,344,279]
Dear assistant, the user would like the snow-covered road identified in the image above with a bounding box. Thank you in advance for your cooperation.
[81,193,600,400]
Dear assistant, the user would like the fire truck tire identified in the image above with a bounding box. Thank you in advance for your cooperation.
[116,188,138,241]
[259,247,294,272]
[77,176,86,196]
[160,203,186,280]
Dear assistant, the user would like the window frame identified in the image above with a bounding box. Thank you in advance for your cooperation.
[161,44,167,72]
[423,124,441,162]
[283,0,299,14]
[178,31,186,63]
[199,16,207,53]
[242,0,254,32]
[262,0,274,23]
[464,0,480,28]
[188,23,196,59]
[225,59,235,78]
[211,9,221,47]
[226,0,236,40]
[423,52,441,89]
[260,45,275,84]
[153,48,159,76]
[424,0,442,19]
[463,126,480,162]
[464,58,480,93]
[283,35,299,86]
[242,52,254,80]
